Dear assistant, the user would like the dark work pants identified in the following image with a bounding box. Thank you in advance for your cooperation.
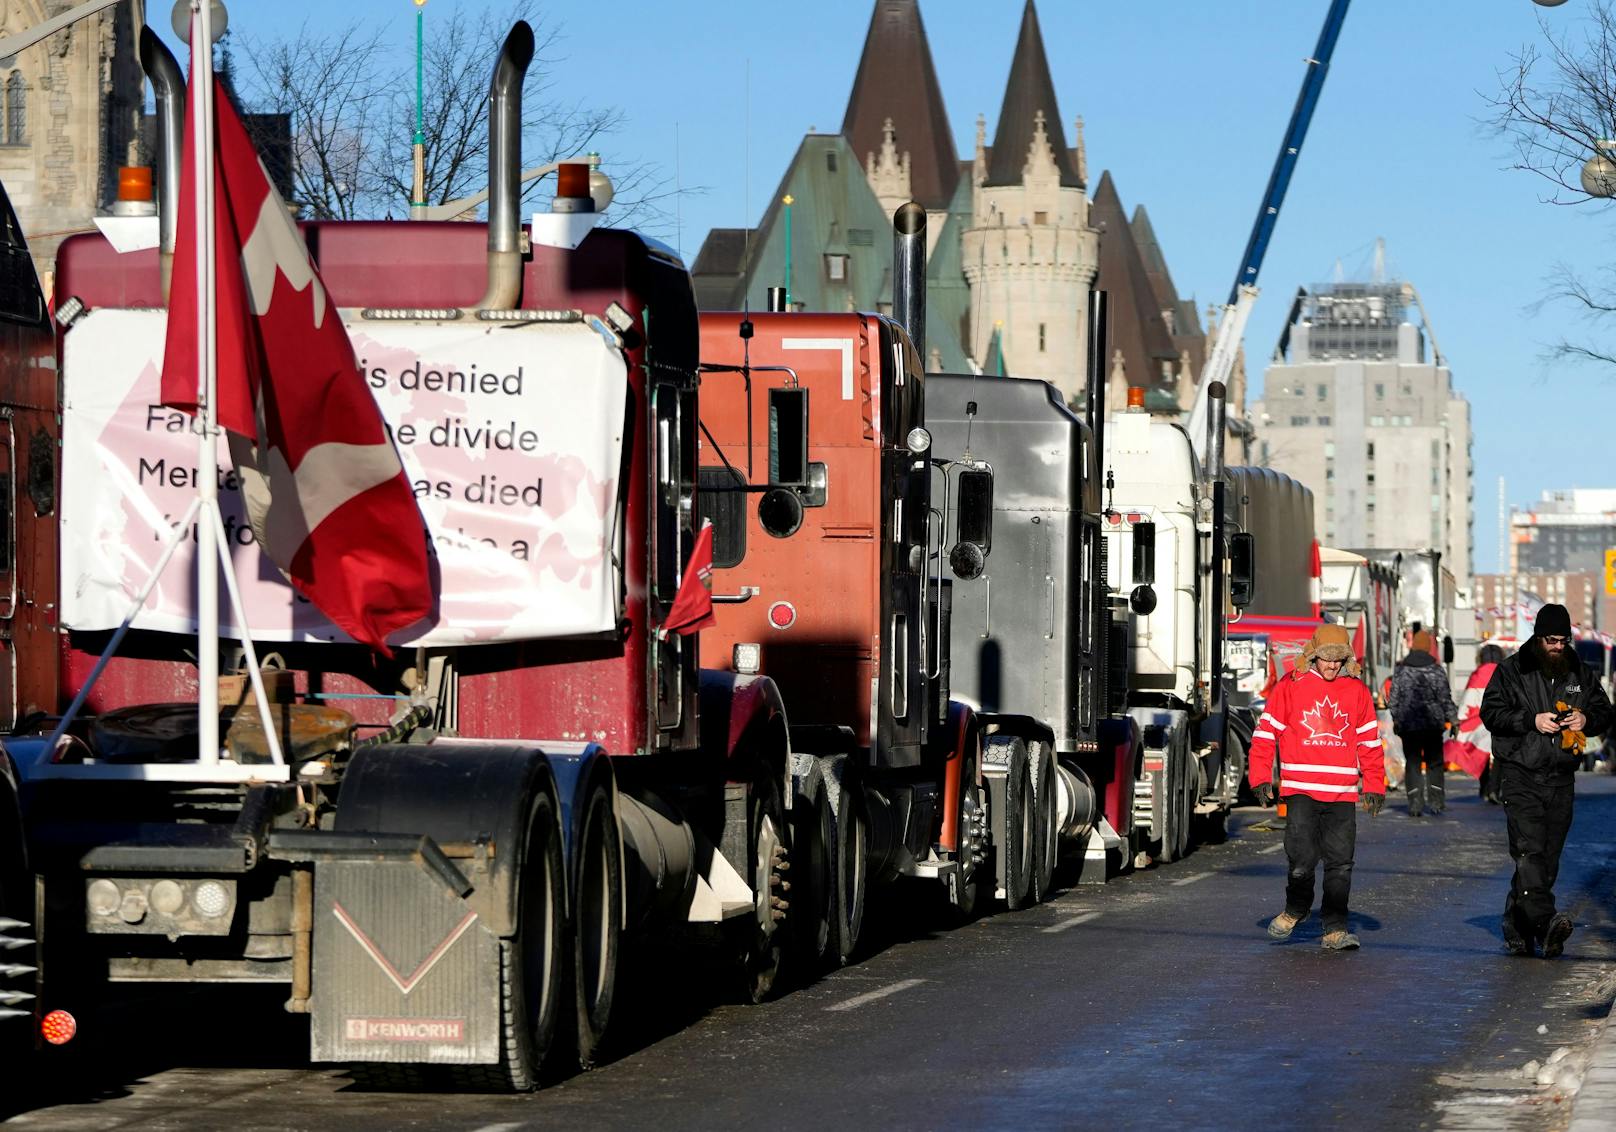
[1283,795,1358,933]
[1499,765,1574,943]
[1402,728,1446,813]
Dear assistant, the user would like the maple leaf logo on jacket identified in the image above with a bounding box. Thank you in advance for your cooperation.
[1301,698,1350,741]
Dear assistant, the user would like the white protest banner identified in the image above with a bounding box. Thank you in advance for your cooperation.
[61,309,626,646]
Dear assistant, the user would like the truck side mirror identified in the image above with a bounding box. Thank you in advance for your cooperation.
[768,387,809,487]
[950,467,993,579]
[1230,531,1256,608]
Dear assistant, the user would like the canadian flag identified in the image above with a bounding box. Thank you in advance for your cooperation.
[660,522,717,638]
[161,60,432,655]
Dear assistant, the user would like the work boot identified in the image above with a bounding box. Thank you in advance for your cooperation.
[1543,914,1574,959]
[1267,910,1303,939]
[1502,917,1535,957]
[1321,930,1360,951]
[1406,786,1423,818]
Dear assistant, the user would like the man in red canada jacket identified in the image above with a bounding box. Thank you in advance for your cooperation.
[1248,623,1387,950]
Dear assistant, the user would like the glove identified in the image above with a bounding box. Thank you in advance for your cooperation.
[1254,782,1276,808]
[1362,792,1385,817]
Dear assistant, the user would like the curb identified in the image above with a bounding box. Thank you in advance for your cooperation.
[1569,987,1616,1130]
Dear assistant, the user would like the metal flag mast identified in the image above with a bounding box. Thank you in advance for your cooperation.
[41,0,288,782]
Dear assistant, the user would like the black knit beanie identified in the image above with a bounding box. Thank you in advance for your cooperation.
[1534,603,1572,639]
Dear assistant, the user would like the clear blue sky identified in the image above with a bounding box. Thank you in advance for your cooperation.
[197,0,1616,580]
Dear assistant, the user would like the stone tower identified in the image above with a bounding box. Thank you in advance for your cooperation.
[0,1,142,291]
[961,0,1098,402]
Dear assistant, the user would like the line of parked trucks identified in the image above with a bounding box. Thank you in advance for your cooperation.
[0,20,1431,1091]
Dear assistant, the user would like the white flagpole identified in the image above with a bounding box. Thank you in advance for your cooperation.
[193,0,220,765]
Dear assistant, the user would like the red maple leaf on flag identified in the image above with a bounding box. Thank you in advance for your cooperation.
[1301,697,1350,741]
[161,52,433,655]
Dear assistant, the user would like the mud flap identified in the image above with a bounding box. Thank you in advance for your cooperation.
[310,854,501,1065]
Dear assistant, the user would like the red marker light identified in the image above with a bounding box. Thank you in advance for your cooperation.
[768,601,797,630]
[41,1009,76,1045]
[1126,512,1142,524]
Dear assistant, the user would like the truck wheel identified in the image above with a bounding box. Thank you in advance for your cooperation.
[459,791,565,1092]
[1001,741,1035,911]
[1177,743,1198,860]
[572,778,621,1070]
[1156,740,1182,865]
[1029,742,1058,904]
[951,736,986,922]
[790,760,835,975]
[824,754,865,966]
[733,776,787,1004]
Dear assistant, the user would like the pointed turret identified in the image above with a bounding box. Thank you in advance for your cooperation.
[842,0,958,211]
[984,1,1081,189]
[1090,172,1178,401]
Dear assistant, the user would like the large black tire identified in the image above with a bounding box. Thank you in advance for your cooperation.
[571,779,621,1070]
[952,736,986,921]
[1001,740,1035,911]
[453,791,565,1092]
[732,773,787,1005]
[825,755,866,966]
[789,760,835,976]
[1029,741,1058,904]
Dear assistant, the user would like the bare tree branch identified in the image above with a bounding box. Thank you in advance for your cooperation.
[234,4,684,233]
[1487,1,1616,374]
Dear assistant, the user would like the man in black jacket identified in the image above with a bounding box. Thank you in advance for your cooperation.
[1480,604,1614,958]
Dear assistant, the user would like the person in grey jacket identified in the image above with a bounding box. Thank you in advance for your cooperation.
[1389,630,1458,817]
[1480,604,1613,957]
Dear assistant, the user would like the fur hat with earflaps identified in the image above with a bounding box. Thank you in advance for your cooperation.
[1298,623,1361,679]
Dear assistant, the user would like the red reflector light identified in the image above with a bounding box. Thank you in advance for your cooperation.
[41,1009,76,1045]
[767,601,797,630]
[1126,512,1142,524]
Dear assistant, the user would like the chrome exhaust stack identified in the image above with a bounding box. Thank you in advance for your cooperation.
[475,21,535,312]
[892,201,926,362]
[138,27,185,300]
[1206,380,1228,486]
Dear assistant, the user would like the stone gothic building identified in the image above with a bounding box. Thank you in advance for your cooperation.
[0,1,143,291]
[692,0,1211,410]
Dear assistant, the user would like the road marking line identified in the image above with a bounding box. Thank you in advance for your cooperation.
[825,977,926,1012]
[1259,843,1286,855]
[1171,872,1213,886]
[472,1124,530,1132]
[1042,911,1101,934]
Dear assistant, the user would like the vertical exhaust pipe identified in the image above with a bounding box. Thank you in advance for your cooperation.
[892,201,926,362]
[138,27,184,300]
[1206,380,1227,484]
[1086,289,1110,466]
[475,21,535,312]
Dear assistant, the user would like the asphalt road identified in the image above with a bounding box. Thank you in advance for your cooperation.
[7,775,1616,1132]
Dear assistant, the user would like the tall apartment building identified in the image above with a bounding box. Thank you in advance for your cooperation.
[1510,488,1616,574]
[1252,276,1474,592]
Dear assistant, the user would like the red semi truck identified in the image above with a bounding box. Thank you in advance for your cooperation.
[0,24,803,1086]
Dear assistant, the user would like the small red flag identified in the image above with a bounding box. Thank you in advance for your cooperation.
[162,63,432,655]
[661,522,717,637]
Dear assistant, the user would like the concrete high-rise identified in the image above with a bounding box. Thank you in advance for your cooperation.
[1252,275,1474,592]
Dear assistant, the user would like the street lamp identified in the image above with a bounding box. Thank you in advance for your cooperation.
[1583,139,1616,196]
